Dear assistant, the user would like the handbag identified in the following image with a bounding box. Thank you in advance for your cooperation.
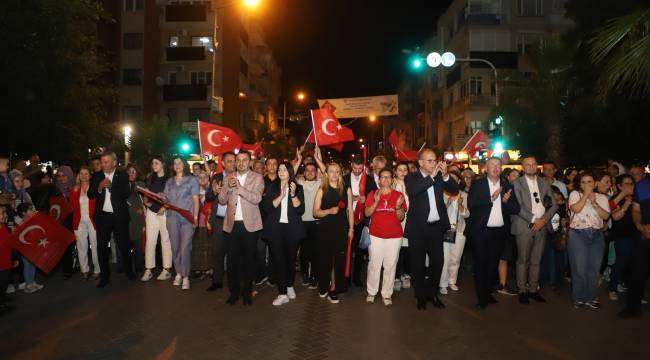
[443,196,461,244]
[358,225,371,249]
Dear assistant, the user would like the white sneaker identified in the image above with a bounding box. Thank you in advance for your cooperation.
[173,274,182,286]
[319,291,328,298]
[617,284,628,293]
[157,269,172,281]
[5,284,15,294]
[18,282,26,290]
[141,270,153,282]
[272,294,290,306]
[287,287,296,300]
[383,298,393,306]
[440,287,448,295]
[401,275,411,289]
[449,284,459,291]
[393,278,402,292]
[366,295,375,304]
[24,283,44,293]
[181,277,190,290]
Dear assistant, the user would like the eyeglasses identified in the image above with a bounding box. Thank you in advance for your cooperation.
[533,192,540,204]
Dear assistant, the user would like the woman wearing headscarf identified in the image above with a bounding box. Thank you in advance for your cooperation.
[54,166,77,279]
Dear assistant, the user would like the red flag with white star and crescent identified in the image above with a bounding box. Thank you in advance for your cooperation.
[197,121,243,156]
[310,108,355,146]
[8,212,75,273]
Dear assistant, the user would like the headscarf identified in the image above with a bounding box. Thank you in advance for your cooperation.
[56,165,75,198]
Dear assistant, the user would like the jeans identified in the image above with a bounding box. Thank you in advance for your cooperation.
[567,229,605,303]
[167,214,194,278]
[609,237,634,291]
[22,256,36,283]
[541,233,568,288]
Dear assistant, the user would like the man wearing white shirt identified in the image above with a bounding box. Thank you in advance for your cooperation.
[467,158,520,309]
[511,156,558,304]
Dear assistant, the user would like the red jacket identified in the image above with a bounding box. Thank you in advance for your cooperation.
[0,225,12,271]
[70,188,96,231]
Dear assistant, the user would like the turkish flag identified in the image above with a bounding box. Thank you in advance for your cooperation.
[388,129,419,161]
[49,195,73,223]
[9,212,75,273]
[306,129,344,152]
[311,109,354,146]
[462,130,490,156]
[241,142,264,157]
[198,121,243,156]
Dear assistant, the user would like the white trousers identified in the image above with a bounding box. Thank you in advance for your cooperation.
[145,209,172,269]
[366,235,402,298]
[440,234,466,288]
[75,219,100,274]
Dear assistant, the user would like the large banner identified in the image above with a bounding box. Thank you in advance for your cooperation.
[317,94,399,119]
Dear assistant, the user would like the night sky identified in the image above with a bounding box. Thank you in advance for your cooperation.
[263,0,453,101]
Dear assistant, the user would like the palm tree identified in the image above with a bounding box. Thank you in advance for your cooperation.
[588,8,650,99]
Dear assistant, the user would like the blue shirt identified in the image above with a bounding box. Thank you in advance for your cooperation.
[164,175,200,221]
[633,178,650,225]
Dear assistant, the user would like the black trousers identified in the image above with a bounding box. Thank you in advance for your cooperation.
[316,228,347,295]
[226,222,258,298]
[0,269,9,304]
[351,223,367,285]
[60,243,75,275]
[408,221,444,301]
[625,238,650,312]
[96,211,133,281]
[269,224,300,295]
[471,227,506,306]
[300,221,318,278]
[256,236,271,283]
[210,217,226,285]
[395,247,410,279]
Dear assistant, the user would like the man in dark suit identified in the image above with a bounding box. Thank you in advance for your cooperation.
[467,158,520,309]
[87,151,134,287]
[343,156,379,287]
[404,149,458,310]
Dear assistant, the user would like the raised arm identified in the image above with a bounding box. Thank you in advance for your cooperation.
[405,174,435,198]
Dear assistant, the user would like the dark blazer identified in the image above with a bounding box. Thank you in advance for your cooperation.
[261,181,306,242]
[87,169,131,221]
[465,177,520,239]
[404,171,459,238]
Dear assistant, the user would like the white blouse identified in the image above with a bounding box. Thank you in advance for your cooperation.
[568,191,610,230]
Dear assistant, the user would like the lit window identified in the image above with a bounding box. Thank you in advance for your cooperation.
[169,36,179,47]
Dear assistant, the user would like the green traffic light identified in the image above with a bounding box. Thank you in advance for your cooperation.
[180,142,191,153]
[413,59,422,68]
[495,115,503,125]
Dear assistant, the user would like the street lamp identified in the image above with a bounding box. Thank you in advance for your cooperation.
[242,0,260,8]
[297,92,306,101]
[369,115,376,122]
[123,125,132,165]
[283,91,307,132]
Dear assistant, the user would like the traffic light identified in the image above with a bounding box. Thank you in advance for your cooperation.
[493,140,505,156]
[409,54,424,72]
[179,140,192,154]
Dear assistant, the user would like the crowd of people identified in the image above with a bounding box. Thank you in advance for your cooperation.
[0,149,649,319]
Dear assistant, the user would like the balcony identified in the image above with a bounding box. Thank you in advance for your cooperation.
[163,85,207,101]
[463,95,496,106]
[165,4,206,22]
[166,47,206,61]
[466,13,504,25]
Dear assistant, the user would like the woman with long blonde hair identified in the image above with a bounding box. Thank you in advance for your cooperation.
[313,154,354,304]
[70,166,100,280]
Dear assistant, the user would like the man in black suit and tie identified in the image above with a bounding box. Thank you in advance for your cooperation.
[467,158,520,309]
[404,149,458,310]
[88,151,134,287]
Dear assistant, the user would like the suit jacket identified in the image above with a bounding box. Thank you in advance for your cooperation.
[511,175,558,235]
[404,171,459,238]
[218,170,264,233]
[69,188,96,231]
[466,177,520,239]
[261,181,306,241]
[87,169,131,222]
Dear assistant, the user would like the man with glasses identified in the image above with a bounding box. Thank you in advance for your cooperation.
[511,156,557,304]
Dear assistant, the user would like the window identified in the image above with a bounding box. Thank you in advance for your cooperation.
[469,76,482,95]
[122,106,142,122]
[517,32,545,55]
[123,33,143,50]
[122,69,143,85]
[470,120,483,133]
[188,108,210,122]
[167,108,177,123]
[240,57,248,76]
[518,0,543,17]
[190,71,212,85]
[469,29,511,51]
[169,36,179,47]
[191,36,213,52]
[125,0,143,12]
[168,72,177,85]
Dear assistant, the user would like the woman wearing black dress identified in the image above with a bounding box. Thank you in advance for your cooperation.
[313,161,354,304]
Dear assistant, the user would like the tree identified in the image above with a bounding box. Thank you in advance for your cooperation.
[128,118,188,171]
[0,0,115,164]
[245,123,296,160]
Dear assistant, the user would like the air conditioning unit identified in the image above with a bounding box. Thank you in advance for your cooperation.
[178,29,188,36]
[176,65,186,72]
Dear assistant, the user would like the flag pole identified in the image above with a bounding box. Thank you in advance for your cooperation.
[418,142,426,152]
[303,128,313,148]
[197,120,203,156]
[310,110,319,147]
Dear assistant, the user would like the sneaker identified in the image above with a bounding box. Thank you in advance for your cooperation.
[401,275,411,289]
[573,302,586,309]
[157,269,172,281]
[585,301,600,309]
[608,291,619,301]
[328,293,340,304]
[141,270,153,282]
[319,291,328,298]
[5,284,15,294]
[24,283,44,293]
[181,277,190,290]
[383,298,393,306]
[287,287,297,300]
[617,284,628,293]
[173,274,182,286]
[497,285,518,296]
[301,274,310,286]
[366,295,375,304]
[642,299,649,305]
[308,279,318,289]
[393,278,402,292]
[18,283,26,291]
[440,287,448,295]
[272,294,290,306]
[256,276,268,286]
